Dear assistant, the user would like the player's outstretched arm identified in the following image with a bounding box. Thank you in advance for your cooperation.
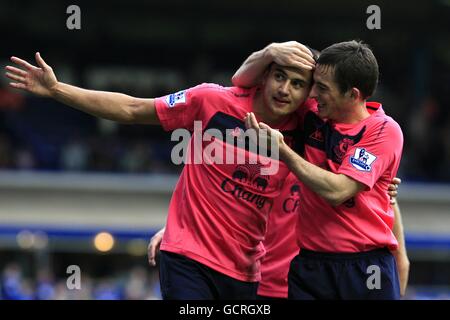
[5,53,160,125]
[232,41,316,88]
[148,227,165,267]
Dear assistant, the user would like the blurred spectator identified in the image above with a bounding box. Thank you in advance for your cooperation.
[35,269,55,300]
[120,142,152,173]
[14,146,37,170]
[60,137,89,171]
[1,263,32,300]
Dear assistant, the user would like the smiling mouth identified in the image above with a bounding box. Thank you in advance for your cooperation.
[273,97,290,105]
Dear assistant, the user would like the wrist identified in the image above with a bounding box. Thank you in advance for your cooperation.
[49,81,61,98]
[264,44,276,63]
[278,139,290,160]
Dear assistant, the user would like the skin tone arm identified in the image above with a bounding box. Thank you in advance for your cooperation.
[232,41,316,88]
[391,200,410,297]
[148,227,165,267]
[5,53,159,125]
[245,112,364,206]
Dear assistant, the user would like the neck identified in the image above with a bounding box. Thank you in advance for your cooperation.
[252,90,288,126]
[334,101,370,124]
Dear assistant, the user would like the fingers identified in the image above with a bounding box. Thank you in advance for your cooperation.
[248,112,260,130]
[5,65,28,90]
[147,243,156,267]
[258,122,272,131]
[244,113,250,129]
[388,190,398,197]
[271,41,316,70]
[282,41,316,64]
[10,56,36,71]
[5,72,25,83]
[388,184,398,191]
[285,60,314,71]
[5,65,27,77]
[9,82,27,90]
[392,177,402,185]
[147,230,164,267]
[291,49,316,67]
[275,53,315,70]
[244,112,259,130]
[35,52,50,70]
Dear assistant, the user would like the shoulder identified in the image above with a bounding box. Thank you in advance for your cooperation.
[296,98,318,117]
[370,113,402,136]
[189,83,252,97]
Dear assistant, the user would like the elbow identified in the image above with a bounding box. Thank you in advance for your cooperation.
[325,196,343,207]
[231,73,242,87]
[323,192,351,207]
[122,98,142,124]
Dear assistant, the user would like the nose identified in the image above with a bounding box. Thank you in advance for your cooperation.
[309,84,318,100]
[278,81,289,96]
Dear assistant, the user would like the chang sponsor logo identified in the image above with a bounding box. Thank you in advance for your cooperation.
[220,165,271,209]
[282,184,301,213]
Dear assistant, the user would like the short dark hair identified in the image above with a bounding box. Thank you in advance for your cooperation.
[317,40,379,99]
[305,46,320,62]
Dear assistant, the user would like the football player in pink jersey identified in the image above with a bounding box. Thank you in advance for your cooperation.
[244,40,407,299]
[5,48,316,299]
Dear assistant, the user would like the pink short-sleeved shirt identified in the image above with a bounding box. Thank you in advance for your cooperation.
[154,83,299,282]
[297,101,403,253]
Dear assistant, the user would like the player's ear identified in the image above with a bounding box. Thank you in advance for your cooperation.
[349,87,362,101]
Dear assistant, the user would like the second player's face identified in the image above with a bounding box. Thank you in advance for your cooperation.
[261,64,312,118]
[309,64,352,121]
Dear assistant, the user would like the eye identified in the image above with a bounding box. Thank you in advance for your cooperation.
[274,72,285,81]
[291,80,305,89]
[317,84,327,92]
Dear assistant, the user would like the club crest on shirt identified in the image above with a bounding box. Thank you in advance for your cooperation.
[350,148,376,171]
[165,90,186,107]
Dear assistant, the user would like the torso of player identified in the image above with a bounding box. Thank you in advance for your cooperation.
[258,172,301,298]
[154,84,300,281]
[297,102,403,253]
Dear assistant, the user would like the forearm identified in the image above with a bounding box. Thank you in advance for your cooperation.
[391,200,410,296]
[280,144,360,206]
[231,46,273,88]
[392,201,407,255]
[51,82,138,123]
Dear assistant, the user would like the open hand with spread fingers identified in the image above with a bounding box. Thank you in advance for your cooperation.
[5,52,58,97]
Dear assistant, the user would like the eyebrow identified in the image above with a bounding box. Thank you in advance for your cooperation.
[314,79,329,89]
[274,67,308,83]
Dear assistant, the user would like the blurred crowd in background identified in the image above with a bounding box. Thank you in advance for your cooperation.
[1,261,161,300]
[0,1,449,182]
[0,56,449,182]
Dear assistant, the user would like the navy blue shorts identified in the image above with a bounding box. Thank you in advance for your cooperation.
[288,247,400,300]
[159,250,258,300]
